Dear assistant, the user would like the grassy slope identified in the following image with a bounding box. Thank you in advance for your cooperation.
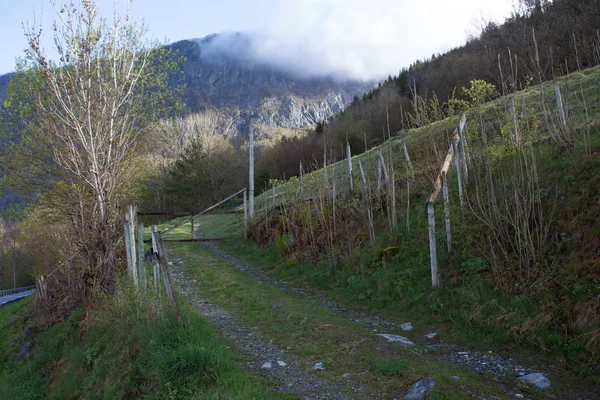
[253,65,600,213]
[0,287,288,399]
[142,67,599,399]
[154,66,600,372]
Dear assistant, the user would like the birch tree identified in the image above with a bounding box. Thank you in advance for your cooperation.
[3,0,182,290]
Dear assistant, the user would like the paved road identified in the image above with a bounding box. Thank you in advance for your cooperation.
[0,290,36,307]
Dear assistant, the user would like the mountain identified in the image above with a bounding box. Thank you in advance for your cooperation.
[0,33,372,135]
[167,33,373,132]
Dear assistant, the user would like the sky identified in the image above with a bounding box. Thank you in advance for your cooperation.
[0,0,514,79]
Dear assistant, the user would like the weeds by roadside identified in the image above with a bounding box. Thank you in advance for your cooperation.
[0,279,286,399]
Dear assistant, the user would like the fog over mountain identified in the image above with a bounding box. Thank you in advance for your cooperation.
[244,0,512,81]
[168,33,373,132]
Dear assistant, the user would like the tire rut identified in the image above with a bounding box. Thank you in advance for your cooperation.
[199,242,583,400]
[168,254,368,400]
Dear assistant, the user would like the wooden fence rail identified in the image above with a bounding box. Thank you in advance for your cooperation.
[426,113,467,287]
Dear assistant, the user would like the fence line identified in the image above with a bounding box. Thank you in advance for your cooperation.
[0,285,36,297]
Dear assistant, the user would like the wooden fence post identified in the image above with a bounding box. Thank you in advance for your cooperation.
[453,141,465,207]
[35,276,47,301]
[391,170,397,230]
[403,143,413,171]
[124,216,133,280]
[127,205,138,288]
[510,97,519,147]
[442,172,452,252]
[376,156,382,192]
[346,141,354,191]
[156,232,176,305]
[358,159,375,244]
[271,184,275,208]
[249,120,255,219]
[299,161,304,195]
[323,145,329,190]
[458,113,468,180]
[427,202,439,287]
[151,226,160,292]
[243,189,248,239]
[137,220,146,289]
[378,151,390,185]
[191,214,194,240]
[554,79,568,135]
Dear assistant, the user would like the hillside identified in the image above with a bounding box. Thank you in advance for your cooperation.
[2,1,599,398]
[241,64,600,371]
[138,60,599,396]
[153,64,600,376]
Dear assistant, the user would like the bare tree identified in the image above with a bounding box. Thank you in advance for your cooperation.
[10,0,181,290]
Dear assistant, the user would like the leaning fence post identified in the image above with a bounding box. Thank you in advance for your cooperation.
[156,232,176,305]
[271,183,275,208]
[249,121,255,219]
[137,220,146,289]
[151,226,160,292]
[427,202,439,287]
[403,143,413,171]
[442,172,452,252]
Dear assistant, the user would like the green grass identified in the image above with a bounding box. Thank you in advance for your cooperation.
[167,241,517,400]
[0,284,288,399]
[0,297,47,399]
[193,213,243,239]
[145,213,244,242]
[370,359,408,375]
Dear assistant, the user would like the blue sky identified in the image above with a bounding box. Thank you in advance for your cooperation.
[0,0,513,79]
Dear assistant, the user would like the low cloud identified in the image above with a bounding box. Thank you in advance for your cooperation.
[208,0,512,82]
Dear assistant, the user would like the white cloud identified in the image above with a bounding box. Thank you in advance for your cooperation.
[245,0,513,81]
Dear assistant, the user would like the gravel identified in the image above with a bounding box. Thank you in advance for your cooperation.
[447,351,539,378]
[201,243,548,380]
[168,253,367,400]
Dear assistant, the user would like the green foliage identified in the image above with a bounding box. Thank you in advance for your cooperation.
[0,286,285,399]
[462,80,498,106]
[274,234,292,257]
[166,140,212,211]
[460,258,488,277]
[370,358,408,375]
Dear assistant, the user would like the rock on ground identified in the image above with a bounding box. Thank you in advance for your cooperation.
[518,372,551,389]
[404,377,435,400]
[15,341,31,364]
[378,334,415,346]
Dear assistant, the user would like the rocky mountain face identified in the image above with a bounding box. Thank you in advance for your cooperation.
[0,34,372,134]
[168,34,372,132]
